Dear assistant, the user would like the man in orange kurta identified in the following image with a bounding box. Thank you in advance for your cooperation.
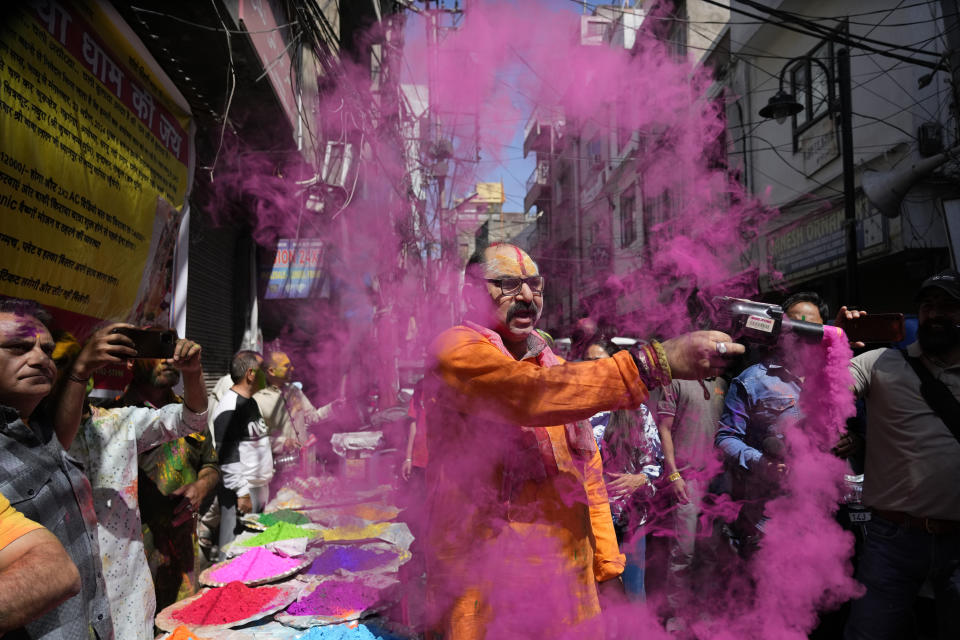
[422,244,741,639]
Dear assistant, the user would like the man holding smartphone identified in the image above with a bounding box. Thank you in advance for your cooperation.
[844,270,960,640]
[100,357,219,613]
[715,292,859,556]
[66,325,208,640]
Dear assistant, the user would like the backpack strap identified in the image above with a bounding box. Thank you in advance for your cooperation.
[898,349,960,447]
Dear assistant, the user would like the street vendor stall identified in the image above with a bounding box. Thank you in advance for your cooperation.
[155,472,412,640]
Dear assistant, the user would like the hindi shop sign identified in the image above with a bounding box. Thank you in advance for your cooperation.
[265,239,325,299]
[769,194,888,278]
[0,0,193,330]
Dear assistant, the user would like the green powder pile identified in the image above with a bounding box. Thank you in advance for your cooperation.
[240,521,316,546]
[259,509,309,526]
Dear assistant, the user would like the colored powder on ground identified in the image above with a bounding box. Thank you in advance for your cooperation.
[296,623,382,640]
[306,546,396,575]
[208,547,303,583]
[319,522,388,542]
[260,509,309,526]
[287,581,380,617]
[348,504,397,522]
[172,581,281,626]
[240,522,316,547]
[166,626,208,640]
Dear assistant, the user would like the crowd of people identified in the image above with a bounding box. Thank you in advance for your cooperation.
[0,243,957,639]
[397,244,959,640]
[0,299,338,639]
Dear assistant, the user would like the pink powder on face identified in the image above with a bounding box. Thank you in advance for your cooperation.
[208,547,303,584]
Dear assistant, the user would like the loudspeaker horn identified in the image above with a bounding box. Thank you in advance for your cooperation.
[862,148,957,218]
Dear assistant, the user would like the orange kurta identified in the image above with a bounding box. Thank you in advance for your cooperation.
[423,325,647,639]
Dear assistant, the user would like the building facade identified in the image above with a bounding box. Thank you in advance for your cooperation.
[722,0,958,312]
[525,0,958,337]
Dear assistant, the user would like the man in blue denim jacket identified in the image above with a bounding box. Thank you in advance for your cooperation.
[714,293,827,554]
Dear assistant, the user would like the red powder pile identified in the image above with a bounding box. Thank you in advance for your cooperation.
[173,581,281,626]
[287,580,380,617]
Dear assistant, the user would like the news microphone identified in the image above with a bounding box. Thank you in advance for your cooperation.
[713,297,823,346]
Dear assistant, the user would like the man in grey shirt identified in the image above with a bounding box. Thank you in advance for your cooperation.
[0,297,131,639]
[656,377,727,626]
[844,269,960,640]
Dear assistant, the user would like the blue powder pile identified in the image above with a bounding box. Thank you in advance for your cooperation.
[307,546,396,575]
[296,623,382,640]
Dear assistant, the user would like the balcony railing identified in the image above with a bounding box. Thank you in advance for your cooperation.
[523,106,565,157]
[524,161,552,213]
[526,161,550,192]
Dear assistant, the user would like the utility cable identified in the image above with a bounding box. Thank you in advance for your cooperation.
[697,0,941,69]
[728,0,941,58]
[202,0,236,182]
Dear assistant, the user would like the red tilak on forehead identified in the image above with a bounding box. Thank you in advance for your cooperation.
[511,245,527,276]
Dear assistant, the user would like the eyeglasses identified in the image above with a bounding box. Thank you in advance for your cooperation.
[486,276,545,296]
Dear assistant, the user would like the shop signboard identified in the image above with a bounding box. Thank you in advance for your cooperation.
[769,193,888,279]
[0,0,194,337]
[797,114,839,177]
[265,238,325,299]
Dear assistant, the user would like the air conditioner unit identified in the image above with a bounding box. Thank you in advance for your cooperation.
[322,141,354,188]
[581,16,610,46]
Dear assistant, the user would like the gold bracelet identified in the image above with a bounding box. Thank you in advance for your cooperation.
[651,340,672,384]
[668,471,682,483]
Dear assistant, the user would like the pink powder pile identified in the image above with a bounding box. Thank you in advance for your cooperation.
[286,580,381,617]
[209,547,303,584]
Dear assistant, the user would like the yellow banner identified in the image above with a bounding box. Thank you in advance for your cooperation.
[0,0,192,325]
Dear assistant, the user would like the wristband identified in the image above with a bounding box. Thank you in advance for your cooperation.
[67,372,89,385]
[668,471,682,483]
[632,341,672,390]
[650,340,672,382]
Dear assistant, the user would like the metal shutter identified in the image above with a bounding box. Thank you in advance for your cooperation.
[186,209,243,393]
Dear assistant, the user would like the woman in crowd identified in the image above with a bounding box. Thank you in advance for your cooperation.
[583,339,664,600]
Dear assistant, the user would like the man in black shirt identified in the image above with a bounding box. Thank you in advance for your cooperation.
[210,350,271,554]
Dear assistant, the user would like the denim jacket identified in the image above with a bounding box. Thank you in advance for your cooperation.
[715,362,802,472]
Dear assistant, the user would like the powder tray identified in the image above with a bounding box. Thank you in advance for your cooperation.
[199,552,312,588]
[155,582,300,634]
[273,574,400,630]
[239,514,268,531]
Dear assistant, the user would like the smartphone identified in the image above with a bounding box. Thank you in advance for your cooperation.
[110,327,178,359]
[842,313,906,344]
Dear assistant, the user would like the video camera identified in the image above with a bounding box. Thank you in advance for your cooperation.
[712,296,824,346]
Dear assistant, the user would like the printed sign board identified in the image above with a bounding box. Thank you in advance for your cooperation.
[265,238,325,299]
[0,0,194,336]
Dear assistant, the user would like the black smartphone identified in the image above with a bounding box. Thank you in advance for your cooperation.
[110,327,178,359]
[842,313,906,344]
